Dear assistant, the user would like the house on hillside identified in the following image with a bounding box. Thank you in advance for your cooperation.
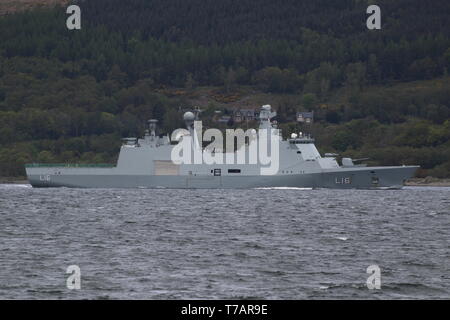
[233,109,259,123]
[296,111,314,124]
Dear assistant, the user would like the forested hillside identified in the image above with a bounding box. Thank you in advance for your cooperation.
[0,0,449,177]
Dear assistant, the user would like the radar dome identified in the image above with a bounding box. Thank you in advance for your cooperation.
[261,105,271,111]
[291,133,298,139]
[183,112,195,121]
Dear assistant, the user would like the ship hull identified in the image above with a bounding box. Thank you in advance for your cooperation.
[26,166,418,189]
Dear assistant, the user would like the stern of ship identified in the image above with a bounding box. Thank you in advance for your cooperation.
[321,165,419,189]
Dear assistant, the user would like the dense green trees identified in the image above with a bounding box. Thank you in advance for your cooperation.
[2,1,450,89]
[0,0,449,177]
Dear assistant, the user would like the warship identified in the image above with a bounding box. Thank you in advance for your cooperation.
[26,105,419,189]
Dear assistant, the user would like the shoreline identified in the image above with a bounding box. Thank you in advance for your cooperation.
[1,177,449,187]
[0,177,29,184]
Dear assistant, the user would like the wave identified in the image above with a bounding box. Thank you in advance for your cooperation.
[254,187,313,190]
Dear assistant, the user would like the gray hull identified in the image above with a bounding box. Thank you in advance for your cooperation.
[27,166,418,189]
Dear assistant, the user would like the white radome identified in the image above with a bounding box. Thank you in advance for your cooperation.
[183,111,195,121]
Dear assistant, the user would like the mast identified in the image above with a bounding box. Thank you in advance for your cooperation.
[258,105,277,130]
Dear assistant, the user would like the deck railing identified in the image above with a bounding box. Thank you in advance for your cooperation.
[25,163,115,168]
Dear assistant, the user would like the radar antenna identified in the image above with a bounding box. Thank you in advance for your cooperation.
[148,119,158,137]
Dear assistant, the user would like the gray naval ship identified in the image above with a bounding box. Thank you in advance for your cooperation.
[26,105,419,189]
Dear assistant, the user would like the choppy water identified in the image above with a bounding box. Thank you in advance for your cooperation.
[0,184,449,299]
